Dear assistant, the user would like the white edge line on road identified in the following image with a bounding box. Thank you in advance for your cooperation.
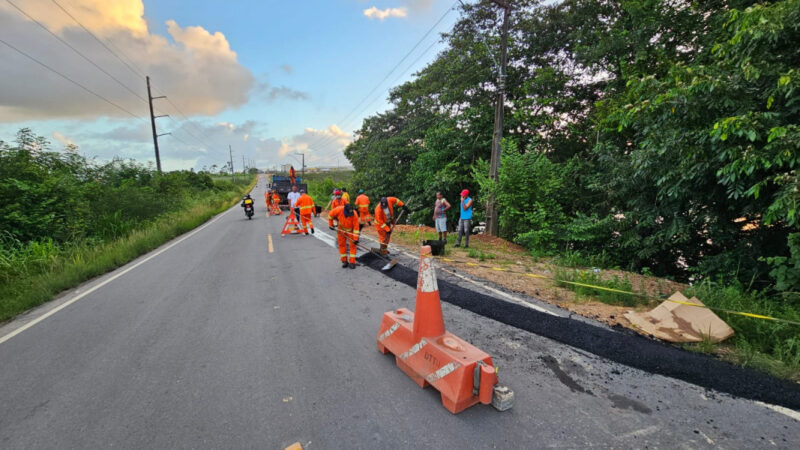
[0,206,235,346]
[756,401,800,422]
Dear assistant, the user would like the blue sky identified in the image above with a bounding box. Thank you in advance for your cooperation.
[0,0,459,170]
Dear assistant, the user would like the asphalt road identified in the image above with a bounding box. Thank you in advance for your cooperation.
[1,176,798,449]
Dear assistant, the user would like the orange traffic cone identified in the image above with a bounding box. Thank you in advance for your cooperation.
[413,248,445,341]
[375,245,513,413]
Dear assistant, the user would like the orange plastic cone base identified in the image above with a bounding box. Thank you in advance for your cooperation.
[281,213,302,235]
[376,246,499,414]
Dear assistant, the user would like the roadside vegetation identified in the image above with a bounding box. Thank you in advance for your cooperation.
[344,0,800,378]
[0,128,255,322]
[299,170,354,207]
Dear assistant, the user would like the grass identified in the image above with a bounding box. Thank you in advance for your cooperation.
[0,176,256,323]
[683,281,800,381]
[553,267,649,307]
[467,248,496,261]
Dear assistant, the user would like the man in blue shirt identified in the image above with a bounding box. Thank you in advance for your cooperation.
[455,189,473,248]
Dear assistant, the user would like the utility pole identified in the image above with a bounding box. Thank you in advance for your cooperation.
[295,151,305,178]
[229,145,235,183]
[146,76,169,173]
[485,0,511,237]
[242,155,246,173]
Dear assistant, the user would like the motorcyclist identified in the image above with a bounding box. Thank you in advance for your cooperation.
[241,194,255,216]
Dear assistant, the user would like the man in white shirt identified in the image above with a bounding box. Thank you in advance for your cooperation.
[287,185,301,222]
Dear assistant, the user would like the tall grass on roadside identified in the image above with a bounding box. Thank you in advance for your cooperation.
[554,267,647,307]
[685,281,800,381]
[0,178,254,323]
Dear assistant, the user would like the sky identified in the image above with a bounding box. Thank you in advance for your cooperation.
[0,0,460,170]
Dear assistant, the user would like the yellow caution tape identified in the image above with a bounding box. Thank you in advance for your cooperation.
[435,254,799,326]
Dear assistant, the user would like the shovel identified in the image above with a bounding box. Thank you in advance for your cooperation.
[348,207,407,271]
[351,240,398,271]
[375,208,408,270]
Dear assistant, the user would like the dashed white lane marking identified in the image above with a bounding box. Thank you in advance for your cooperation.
[0,207,236,346]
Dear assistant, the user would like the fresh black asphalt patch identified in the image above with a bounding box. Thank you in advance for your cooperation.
[358,252,800,412]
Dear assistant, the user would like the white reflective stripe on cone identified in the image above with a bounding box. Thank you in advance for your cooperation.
[425,361,461,384]
[399,339,427,360]
[378,323,400,342]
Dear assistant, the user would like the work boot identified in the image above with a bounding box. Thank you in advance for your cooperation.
[341,261,349,268]
[311,228,315,234]
[349,263,356,269]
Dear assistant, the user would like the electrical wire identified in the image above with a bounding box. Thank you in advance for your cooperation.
[304,0,459,154]
[0,37,145,121]
[6,0,149,104]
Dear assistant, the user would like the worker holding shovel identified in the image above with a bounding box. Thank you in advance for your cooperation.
[374,196,406,256]
[329,204,360,269]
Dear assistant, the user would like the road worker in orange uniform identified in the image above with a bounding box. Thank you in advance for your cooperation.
[329,204,360,269]
[265,189,272,209]
[329,189,348,211]
[354,190,371,226]
[270,190,282,215]
[294,189,316,234]
[374,196,406,255]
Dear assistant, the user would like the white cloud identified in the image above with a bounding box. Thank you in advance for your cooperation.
[276,124,351,165]
[0,0,254,122]
[363,6,408,21]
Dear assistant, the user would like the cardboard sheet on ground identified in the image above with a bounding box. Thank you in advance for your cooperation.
[624,292,734,343]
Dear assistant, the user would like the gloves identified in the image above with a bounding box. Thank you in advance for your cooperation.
[353,240,359,245]
[402,205,409,212]
[329,226,335,231]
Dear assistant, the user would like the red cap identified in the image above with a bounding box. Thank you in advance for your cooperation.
[334,190,342,195]
[461,189,469,197]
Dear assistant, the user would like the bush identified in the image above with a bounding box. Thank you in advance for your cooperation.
[686,281,800,379]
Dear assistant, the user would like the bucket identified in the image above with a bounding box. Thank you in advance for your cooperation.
[422,239,446,256]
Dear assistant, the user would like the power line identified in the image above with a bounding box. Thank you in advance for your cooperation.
[0,37,145,121]
[48,0,227,158]
[305,0,458,153]
[6,0,149,105]
[310,36,446,159]
[50,0,146,80]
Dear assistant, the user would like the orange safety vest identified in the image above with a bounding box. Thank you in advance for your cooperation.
[374,197,404,232]
[354,194,370,214]
[295,193,315,215]
[330,197,348,210]
[271,194,281,204]
[328,206,360,238]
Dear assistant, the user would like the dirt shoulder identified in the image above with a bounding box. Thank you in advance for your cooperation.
[360,224,686,330]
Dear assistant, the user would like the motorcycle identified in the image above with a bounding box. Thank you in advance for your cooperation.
[244,203,254,219]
